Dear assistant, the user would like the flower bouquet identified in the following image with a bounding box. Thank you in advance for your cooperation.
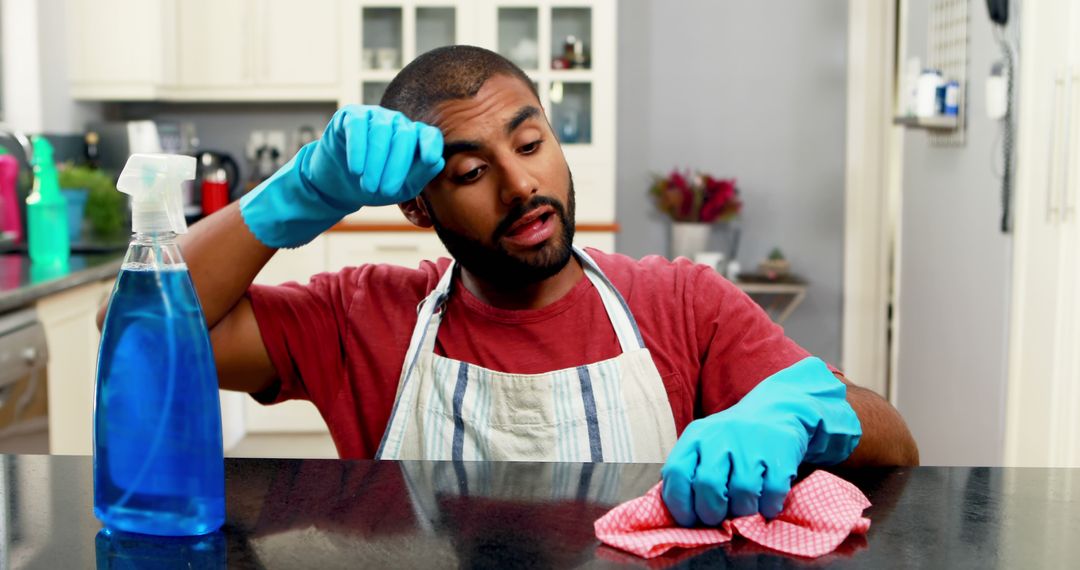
[649,170,742,223]
[650,170,742,260]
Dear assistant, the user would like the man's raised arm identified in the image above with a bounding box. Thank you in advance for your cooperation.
[95,106,445,394]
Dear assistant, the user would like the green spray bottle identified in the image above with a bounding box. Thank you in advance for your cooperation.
[25,136,70,264]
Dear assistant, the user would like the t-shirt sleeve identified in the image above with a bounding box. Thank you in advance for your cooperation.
[245,268,362,406]
[689,265,813,415]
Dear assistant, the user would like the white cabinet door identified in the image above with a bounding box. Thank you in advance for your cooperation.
[258,0,339,87]
[254,236,328,286]
[177,0,253,88]
[67,0,170,99]
[325,232,449,271]
[37,279,114,455]
[1006,0,1077,467]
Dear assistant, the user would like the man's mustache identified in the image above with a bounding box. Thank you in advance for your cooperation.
[492,196,567,241]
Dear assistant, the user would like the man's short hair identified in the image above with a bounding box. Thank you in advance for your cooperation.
[380,45,539,122]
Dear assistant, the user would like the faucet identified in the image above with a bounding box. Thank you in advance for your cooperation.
[0,124,35,188]
[0,123,35,187]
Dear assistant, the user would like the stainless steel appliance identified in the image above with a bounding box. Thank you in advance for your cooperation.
[86,120,164,175]
[0,308,49,454]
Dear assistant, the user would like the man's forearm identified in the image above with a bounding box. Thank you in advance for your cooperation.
[839,380,920,466]
[95,202,275,330]
[177,203,276,328]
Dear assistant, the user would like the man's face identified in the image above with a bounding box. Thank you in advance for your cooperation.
[417,74,576,288]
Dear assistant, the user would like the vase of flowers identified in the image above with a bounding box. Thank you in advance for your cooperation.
[650,169,742,260]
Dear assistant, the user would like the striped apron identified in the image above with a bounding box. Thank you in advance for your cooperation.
[376,246,678,463]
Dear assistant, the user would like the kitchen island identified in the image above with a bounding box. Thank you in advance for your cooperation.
[0,253,123,314]
[1,455,1077,568]
[0,253,124,455]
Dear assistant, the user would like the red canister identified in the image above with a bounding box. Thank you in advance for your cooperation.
[200,168,230,216]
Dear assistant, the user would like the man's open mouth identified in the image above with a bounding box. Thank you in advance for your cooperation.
[502,206,557,248]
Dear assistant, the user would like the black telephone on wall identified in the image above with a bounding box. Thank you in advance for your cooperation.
[986,0,1008,25]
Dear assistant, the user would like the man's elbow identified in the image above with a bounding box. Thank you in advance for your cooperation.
[95,301,108,332]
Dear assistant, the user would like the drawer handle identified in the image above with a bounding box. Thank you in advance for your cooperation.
[373,244,421,252]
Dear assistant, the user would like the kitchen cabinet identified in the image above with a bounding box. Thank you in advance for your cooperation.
[35,278,114,455]
[1005,0,1080,467]
[340,0,617,234]
[175,0,250,89]
[68,0,340,101]
[66,0,177,100]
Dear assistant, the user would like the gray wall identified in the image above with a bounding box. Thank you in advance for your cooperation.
[616,0,850,365]
[114,102,336,185]
[895,1,1016,466]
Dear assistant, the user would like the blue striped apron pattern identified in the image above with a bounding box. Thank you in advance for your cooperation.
[377,246,678,463]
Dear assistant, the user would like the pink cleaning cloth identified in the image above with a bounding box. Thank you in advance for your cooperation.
[594,470,871,559]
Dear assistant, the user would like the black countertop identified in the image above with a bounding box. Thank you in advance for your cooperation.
[0,253,124,313]
[2,455,1079,569]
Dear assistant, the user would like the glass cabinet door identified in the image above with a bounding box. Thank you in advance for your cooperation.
[551,7,591,70]
[416,7,457,56]
[362,7,404,71]
[362,82,390,105]
[549,82,592,144]
[498,7,540,71]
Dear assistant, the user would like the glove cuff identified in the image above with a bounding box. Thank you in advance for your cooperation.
[239,145,353,249]
[740,357,862,465]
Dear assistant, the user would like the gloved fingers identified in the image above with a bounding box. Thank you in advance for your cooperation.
[342,107,370,178]
[403,156,445,197]
[382,119,418,197]
[726,454,765,518]
[660,438,701,527]
[691,450,732,526]
[760,459,797,520]
[362,110,396,192]
[417,124,445,167]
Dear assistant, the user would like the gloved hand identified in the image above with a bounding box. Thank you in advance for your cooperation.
[239,105,445,248]
[660,357,861,527]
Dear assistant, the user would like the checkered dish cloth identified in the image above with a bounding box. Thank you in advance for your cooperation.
[594,470,871,559]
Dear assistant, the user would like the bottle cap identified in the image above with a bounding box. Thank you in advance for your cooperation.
[116,154,196,234]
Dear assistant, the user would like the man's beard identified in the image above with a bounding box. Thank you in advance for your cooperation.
[424,173,576,290]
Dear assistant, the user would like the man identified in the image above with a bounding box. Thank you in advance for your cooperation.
[103,46,917,528]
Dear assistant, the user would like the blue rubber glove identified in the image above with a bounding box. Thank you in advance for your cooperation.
[660,357,861,527]
[239,105,445,248]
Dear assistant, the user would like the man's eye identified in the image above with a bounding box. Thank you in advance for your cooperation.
[519,139,543,154]
[456,166,485,183]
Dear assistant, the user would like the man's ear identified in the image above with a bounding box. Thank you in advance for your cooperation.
[399,195,434,228]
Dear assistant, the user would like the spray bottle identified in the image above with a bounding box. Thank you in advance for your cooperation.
[94,154,224,536]
[25,136,69,264]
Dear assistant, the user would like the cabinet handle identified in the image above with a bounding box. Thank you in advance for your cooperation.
[1068,70,1080,222]
[1047,71,1067,223]
[373,244,421,252]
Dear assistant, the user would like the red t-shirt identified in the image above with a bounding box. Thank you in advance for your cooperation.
[247,248,814,459]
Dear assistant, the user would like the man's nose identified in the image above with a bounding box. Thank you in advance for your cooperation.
[498,156,539,205]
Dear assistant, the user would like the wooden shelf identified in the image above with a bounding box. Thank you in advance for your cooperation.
[893,115,960,130]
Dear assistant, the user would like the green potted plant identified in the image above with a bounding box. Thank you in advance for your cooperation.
[759,247,791,280]
[57,165,126,241]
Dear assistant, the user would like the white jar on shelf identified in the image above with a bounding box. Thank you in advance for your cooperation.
[916,69,944,117]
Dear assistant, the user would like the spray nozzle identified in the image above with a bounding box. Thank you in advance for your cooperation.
[117,154,196,234]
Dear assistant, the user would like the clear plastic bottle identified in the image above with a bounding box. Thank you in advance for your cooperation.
[94,154,224,536]
[25,136,69,264]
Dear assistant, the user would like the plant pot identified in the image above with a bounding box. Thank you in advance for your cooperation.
[670,222,712,260]
[60,187,88,243]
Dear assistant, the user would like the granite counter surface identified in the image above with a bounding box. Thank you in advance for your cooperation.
[0,254,123,313]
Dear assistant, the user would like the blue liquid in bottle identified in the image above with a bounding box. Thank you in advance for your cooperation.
[94,264,225,536]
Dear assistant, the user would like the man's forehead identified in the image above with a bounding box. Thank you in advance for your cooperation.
[428,75,544,138]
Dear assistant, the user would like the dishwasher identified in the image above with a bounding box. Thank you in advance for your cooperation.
[0,307,50,454]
